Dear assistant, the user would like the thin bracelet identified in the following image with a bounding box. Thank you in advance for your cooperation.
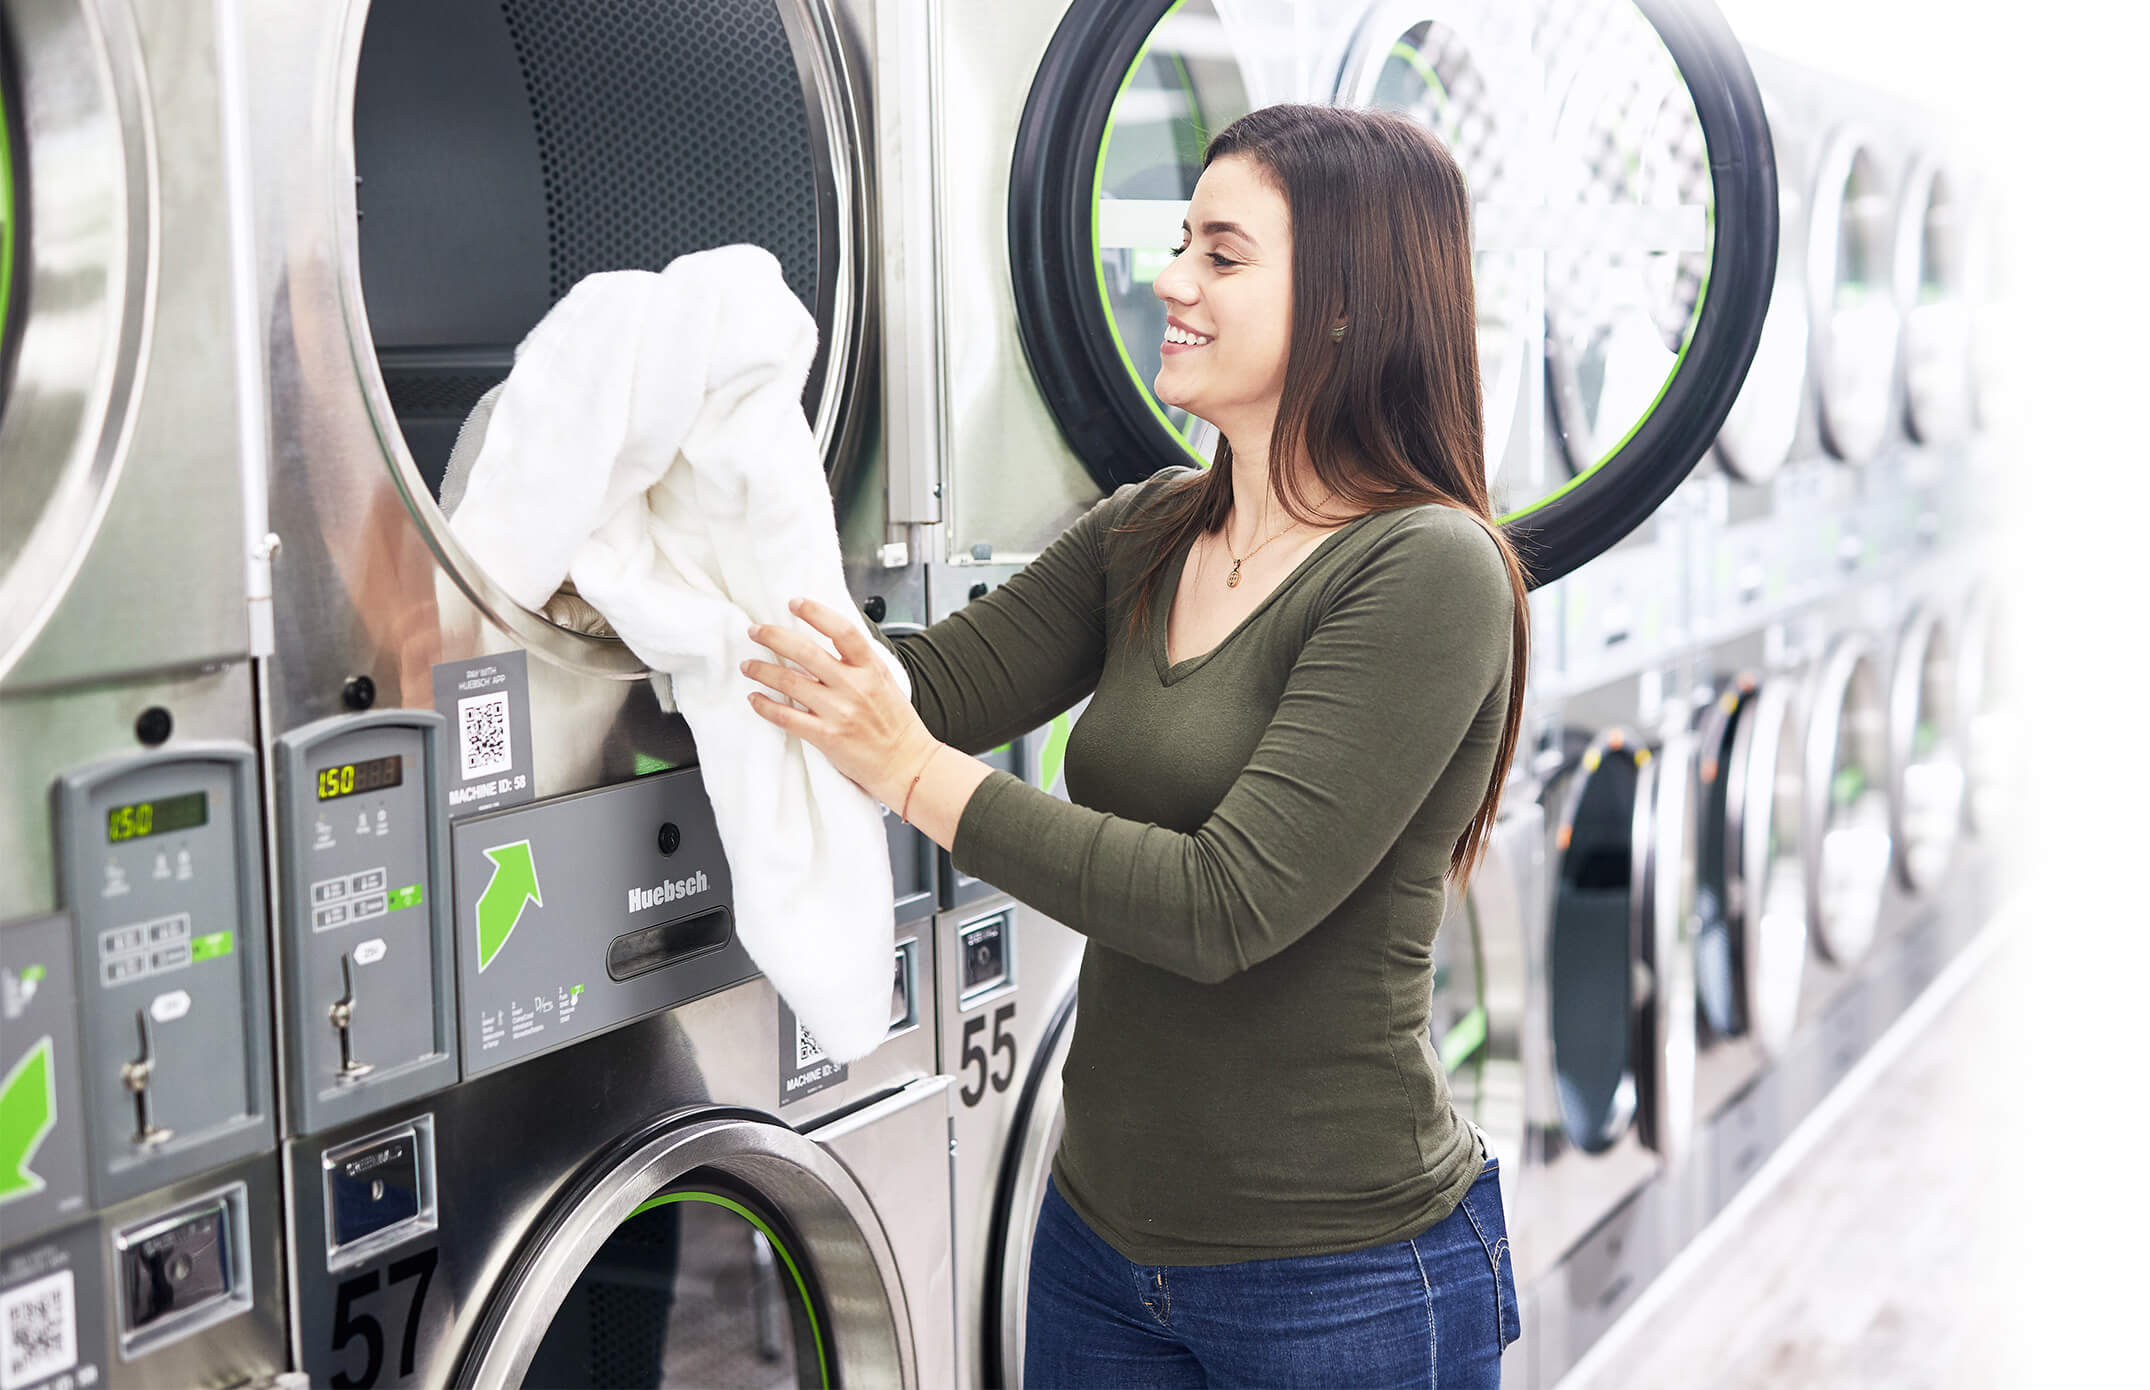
[900,745,941,825]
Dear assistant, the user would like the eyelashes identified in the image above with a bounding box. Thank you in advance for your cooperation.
[1168,243,1239,269]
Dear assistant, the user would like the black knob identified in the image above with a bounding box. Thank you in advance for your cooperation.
[134,707,173,747]
[342,675,377,711]
[968,582,990,601]
[862,595,887,623]
[657,822,682,856]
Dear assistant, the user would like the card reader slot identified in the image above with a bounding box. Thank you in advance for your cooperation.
[606,906,734,981]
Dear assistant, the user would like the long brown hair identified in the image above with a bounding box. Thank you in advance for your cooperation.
[1111,104,1533,892]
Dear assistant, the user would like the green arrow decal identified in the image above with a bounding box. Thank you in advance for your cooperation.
[476,840,542,973]
[1038,711,1074,794]
[0,1036,57,1204]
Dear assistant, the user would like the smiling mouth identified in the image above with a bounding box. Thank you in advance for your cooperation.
[1163,324,1212,350]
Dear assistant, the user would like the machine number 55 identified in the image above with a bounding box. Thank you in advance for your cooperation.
[960,1002,1017,1107]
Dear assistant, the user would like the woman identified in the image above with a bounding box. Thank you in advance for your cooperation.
[742,104,1532,1387]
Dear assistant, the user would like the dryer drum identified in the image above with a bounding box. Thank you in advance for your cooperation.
[1008,0,1779,589]
[454,1114,909,1389]
[1803,638,1893,966]
[350,0,865,504]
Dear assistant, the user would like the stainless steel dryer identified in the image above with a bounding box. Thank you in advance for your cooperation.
[236,1,955,1383]
[1511,714,1696,1374]
[1883,600,1966,897]
[1892,154,1980,449]
[1,1,287,1384]
[1798,629,1894,970]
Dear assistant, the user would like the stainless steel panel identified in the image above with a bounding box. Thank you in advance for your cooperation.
[1,0,257,690]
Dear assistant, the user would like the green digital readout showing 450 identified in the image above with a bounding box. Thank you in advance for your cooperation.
[317,754,403,802]
[107,791,209,844]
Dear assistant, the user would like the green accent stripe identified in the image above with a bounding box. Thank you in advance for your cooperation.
[190,931,235,963]
[1437,1004,1488,1068]
[629,1191,830,1386]
[0,66,16,356]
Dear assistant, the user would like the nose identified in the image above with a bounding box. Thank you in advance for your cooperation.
[1153,253,1198,308]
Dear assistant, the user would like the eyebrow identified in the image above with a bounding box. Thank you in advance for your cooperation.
[1182,219,1260,249]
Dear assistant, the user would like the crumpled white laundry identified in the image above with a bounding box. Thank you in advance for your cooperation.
[448,244,911,1064]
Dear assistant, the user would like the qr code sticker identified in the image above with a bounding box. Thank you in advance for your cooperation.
[2,1269,77,1390]
[794,1023,827,1068]
[458,691,513,780]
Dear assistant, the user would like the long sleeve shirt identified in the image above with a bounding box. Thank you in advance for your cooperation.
[866,464,1516,1265]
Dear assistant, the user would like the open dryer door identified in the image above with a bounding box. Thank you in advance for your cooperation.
[1541,725,1697,1161]
[454,1108,922,1390]
[1008,0,1777,587]
[1694,672,1809,1057]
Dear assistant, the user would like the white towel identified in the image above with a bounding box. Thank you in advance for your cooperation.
[448,244,908,1064]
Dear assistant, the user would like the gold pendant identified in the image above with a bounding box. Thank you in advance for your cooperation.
[1227,562,1242,588]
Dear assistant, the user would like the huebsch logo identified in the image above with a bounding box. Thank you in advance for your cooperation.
[628,870,708,915]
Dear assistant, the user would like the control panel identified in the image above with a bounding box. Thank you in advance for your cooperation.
[276,713,458,1134]
[450,766,757,1078]
[53,746,274,1208]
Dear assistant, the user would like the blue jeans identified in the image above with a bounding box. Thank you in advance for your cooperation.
[1025,1158,1522,1388]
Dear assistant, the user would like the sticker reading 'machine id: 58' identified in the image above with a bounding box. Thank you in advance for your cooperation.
[431,651,535,820]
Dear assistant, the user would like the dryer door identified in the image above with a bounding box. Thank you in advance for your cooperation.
[1894,159,1978,446]
[1009,0,1778,587]
[1802,634,1893,966]
[258,0,872,678]
[0,0,149,678]
[1887,604,1966,895]
[980,988,1079,1390]
[1724,675,1809,1057]
[1807,128,1901,464]
[455,1113,912,1390]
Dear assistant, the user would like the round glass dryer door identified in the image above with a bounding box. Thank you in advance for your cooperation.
[1803,636,1893,966]
[346,0,867,643]
[1010,0,1779,588]
[456,1116,909,1389]
[1808,131,1900,463]
[1543,729,1645,1154]
[1887,606,1965,894]
[1895,159,1977,445]
[1336,7,1535,496]
[1696,673,1807,1056]
[0,4,148,677]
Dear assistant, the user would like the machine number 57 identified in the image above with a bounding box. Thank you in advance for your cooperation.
[328,1247,437,1388]
[959,1002,1017,1107]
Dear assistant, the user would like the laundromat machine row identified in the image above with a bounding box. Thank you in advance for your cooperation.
[0,1,2005,1389]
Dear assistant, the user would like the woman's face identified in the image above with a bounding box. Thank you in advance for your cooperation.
[1151,154,1295,436]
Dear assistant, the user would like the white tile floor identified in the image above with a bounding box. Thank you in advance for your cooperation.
[1557,896,2133,1389]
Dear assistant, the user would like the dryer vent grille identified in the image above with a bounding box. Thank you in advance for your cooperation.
[497,0,821,309]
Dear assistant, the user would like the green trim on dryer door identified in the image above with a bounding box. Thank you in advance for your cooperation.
[630,1190,832,1386]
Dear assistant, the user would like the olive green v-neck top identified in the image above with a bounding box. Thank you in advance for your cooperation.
[867,465,1515,1266]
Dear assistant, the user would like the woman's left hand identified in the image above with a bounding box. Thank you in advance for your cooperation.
[741,597,941,809]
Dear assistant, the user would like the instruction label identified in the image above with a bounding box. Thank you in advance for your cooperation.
[431,651,536,819]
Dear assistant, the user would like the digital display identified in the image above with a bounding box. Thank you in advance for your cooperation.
[317,755,403,802]
[107,792,210,844]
